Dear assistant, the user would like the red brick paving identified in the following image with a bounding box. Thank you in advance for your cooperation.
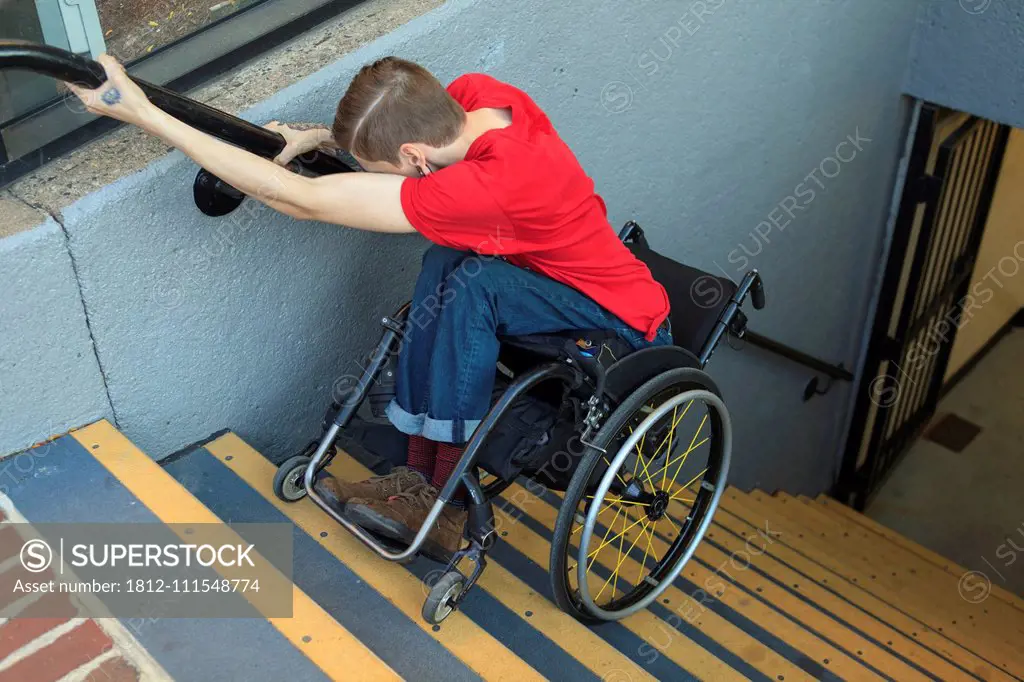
[17,590,82,619]
[0,620,113,682]
[0,565,57,610]
[85,657,141,682]
[0,525,19,561]
[0,611,72,660]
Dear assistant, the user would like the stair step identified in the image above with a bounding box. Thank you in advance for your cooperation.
[770,491,1024,647]
[730,489,1024,679]
[812,494,1024,616]
[513,484,871,682]
[7,420,1021,681]
[194,433,607,681]
[674,490,994,681]
[0,420,396,681]
[329,455,799,682]
[715,490,1018,682]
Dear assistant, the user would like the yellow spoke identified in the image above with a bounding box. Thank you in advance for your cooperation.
[648,435,708,485]
[646,406,705,484]
[585,514,647,564]
[602,454,626,485]
[571,500,619,535]
[612,506,628,599]
[650,399,692,460]
[664,413,710,491]
[627,400,689,491]
[632,408,661,485]
[668,467,709,501]
[637,519,655,586]
[596,515,648,601]
[658,404,680,489]
[663,514,680,535]
[587,506,622,571]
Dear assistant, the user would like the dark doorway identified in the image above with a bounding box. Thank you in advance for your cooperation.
[837,104,1010,511]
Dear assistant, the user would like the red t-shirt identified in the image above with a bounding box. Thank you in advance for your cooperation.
[400,73,670,340]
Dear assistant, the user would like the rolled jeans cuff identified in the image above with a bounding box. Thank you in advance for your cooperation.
[385,399,481,444]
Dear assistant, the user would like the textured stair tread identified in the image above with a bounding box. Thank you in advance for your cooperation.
[720,489,1024,679]
[762,491,1024,654]
[774,491,1024,644]
[496,484,850,682]
[813,494,1024,615]
[205,433,558,682]
[724,489,1024,679]
[0,420,398,682]
[325,452,786,682]
[701,492,1014,681]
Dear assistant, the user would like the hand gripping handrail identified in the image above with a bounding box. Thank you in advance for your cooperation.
[0,40,354,214]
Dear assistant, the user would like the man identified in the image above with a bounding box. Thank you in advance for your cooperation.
[67,55,671,555]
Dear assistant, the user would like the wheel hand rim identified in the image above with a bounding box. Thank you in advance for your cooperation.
[576,388,731,620]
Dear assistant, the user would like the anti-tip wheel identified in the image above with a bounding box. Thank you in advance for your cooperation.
[273,455,312,502]
[422,571,465,625]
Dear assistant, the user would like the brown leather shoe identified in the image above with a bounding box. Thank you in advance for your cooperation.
[345,483,467,560]
[314,466,426,510]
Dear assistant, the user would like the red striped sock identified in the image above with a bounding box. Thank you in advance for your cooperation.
[406,435,437,478]
[432,443,464,494]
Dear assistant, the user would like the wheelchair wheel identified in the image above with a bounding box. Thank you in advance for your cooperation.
[422,571,466,625]
[273,455,312,502]
[549,368,731,622]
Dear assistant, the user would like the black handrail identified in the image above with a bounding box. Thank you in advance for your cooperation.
[0,40,352,178]
[742,331,852,381]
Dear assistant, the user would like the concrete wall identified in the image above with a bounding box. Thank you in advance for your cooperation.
[947,127,1024,378]
[0,217,113,455]
[1,0,925,494]
[907,0,1024,129]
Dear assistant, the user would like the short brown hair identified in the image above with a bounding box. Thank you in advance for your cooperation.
[333,57,465,164]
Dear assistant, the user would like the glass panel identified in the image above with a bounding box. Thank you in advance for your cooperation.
[0,0,53,122]
[0,0,265,127]
[0,0,354,184]
[97,0,261,63]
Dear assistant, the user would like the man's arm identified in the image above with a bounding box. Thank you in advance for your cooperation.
[68,56,415,233]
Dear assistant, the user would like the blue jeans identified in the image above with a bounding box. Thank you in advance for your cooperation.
[386,246,672,443]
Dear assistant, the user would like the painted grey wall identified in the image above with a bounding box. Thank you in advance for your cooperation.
[62,161,426,460]
[907,0,1024,129]
[0,219,113,456]
[9,0,923,495]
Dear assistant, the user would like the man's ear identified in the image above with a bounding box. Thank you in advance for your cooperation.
[398,142,431,174]
[398,142,422,165]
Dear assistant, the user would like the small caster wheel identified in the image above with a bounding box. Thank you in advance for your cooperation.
[422,571,465,625]
[274,455,312,502]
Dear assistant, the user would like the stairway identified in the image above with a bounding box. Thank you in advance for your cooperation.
[2,420,1022,681]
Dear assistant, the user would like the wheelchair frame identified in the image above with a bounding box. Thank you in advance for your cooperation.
[290,224,764,620]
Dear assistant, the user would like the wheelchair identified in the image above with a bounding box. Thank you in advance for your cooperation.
[272,221,765,625]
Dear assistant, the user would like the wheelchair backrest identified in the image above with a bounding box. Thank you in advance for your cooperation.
[621,221,762,366]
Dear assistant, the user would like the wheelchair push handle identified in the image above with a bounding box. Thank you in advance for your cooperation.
[750,272,766,310]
